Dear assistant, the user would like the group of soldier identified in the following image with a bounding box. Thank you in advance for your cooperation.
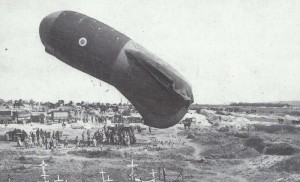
[7,128,64,150]
[77,125,137,147]
[6,124,138,150]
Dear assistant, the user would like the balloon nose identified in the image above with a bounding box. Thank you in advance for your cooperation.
[39,11,63,47]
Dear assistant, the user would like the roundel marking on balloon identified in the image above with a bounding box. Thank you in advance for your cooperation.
[79,37,87,47]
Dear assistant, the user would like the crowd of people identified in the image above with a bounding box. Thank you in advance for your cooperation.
[76,125,137,147]
[5,124,139,150]
[6,128,64,150]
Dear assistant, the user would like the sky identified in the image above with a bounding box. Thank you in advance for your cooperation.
[0,0,300,104]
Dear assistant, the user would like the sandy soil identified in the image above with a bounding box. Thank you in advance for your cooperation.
[1,112,300,181]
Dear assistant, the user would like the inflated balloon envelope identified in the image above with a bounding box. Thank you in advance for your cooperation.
[39,11,194,128]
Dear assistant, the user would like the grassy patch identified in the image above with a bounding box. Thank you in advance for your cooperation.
[270,154,300,173]
[67,149,122,158]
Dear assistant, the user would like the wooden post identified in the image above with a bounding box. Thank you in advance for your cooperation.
[176,169,184,182]
[163,168,166,182]
[158,167,161,180]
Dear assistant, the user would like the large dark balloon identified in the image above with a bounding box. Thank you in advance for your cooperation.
[39,11,193,128]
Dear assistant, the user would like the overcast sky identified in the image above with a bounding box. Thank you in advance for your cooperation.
[0,0,300,104]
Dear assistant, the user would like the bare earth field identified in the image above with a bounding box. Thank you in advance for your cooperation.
[1,111,300,181]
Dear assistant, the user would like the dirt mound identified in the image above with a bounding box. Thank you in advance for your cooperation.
[190,131,224,146]
[270,154,300,173]
[233,132,249,138]
[231,117,250,126]
[244,136,265,153]
[187,134,195,139]
[159,146,194,160]
[244,136,299,155]
[253,124,298,134]
[200,110,219,121]
[68,149,122,158]
[202,136,260,159]
[183,112,211,126]
[215,111,226,115]
[203,143,259,159]
[263,143,298,155]
[218,126,230,132]
[17,156,42,165]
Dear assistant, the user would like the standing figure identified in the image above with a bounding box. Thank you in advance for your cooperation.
[38,136,43,147]
[17,136,22,147]
[64,137,68,148]
[31,132,35,144]
[28,136,33,147]
[87,130,91,138]
[87,136,91,146]
[33,135,38,146]
[45,138,48,149]
[55,130,60,143]
[49,138,54,149]
[36,128,40,141]
[92,136,97,147]
[82,131,85,143]
[75,136,79,148]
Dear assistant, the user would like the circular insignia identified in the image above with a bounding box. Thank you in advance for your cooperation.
[78,37,87,47]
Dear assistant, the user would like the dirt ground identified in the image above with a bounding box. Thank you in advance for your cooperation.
[1,112,300,181]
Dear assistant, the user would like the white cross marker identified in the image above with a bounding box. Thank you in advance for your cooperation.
[38,159,50,182]
[54,175,64,182]
[39,160,48,167]
[150,169,157,182]
[100,169,106,182]
[127,159,138,177]
[105,175,114,182]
